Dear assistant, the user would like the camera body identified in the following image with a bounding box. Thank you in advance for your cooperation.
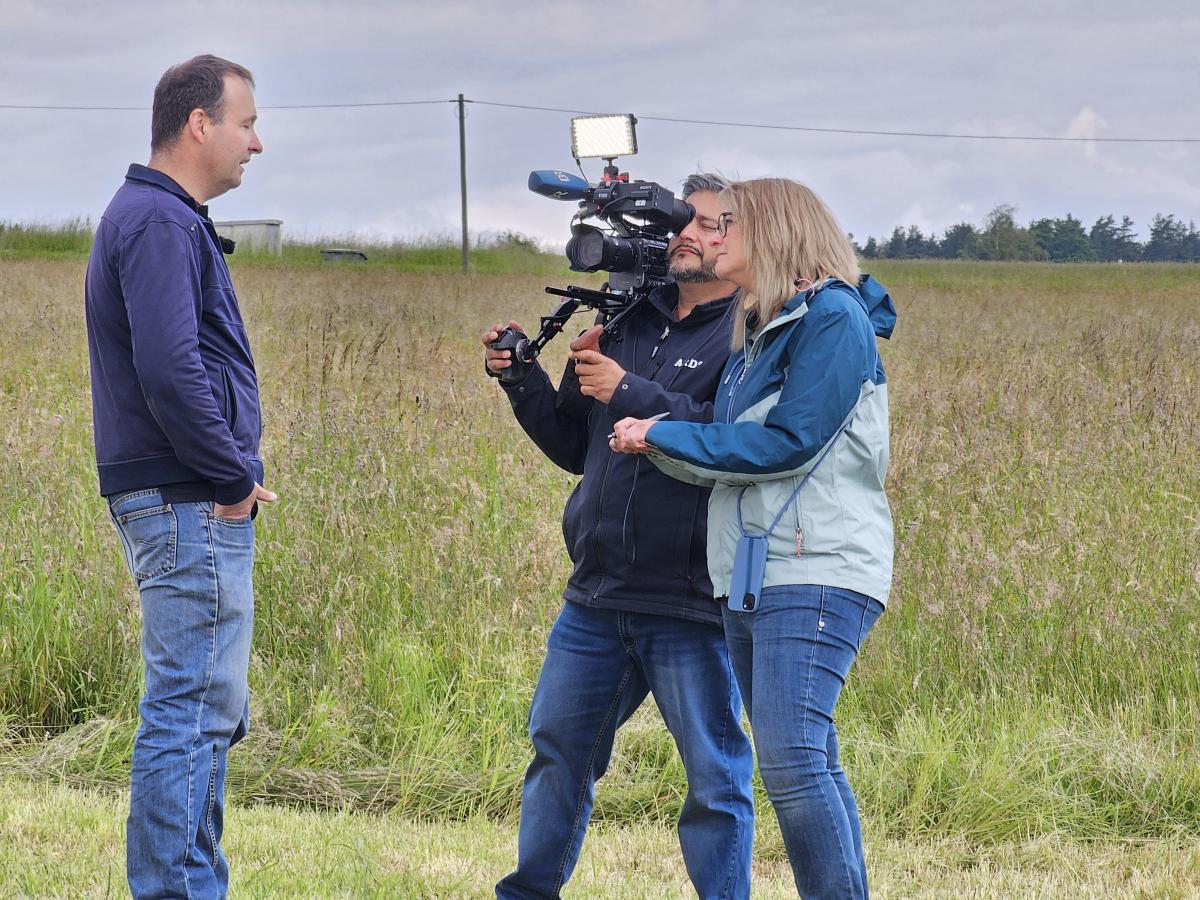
[531,168,693,295]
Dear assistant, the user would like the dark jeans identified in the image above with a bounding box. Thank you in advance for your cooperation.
[496,601,755,899]
[722,585,883,900]
[109,490,255,899]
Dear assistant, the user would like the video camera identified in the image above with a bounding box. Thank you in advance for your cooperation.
[489,114,694,386]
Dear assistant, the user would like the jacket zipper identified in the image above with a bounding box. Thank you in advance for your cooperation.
[590,450,613,602]
[591,317,644,602]
[590,303,726,605]
[723,355,747,423]
[650,324,669,357]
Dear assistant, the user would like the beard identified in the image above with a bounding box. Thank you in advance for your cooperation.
[669,251,718,283]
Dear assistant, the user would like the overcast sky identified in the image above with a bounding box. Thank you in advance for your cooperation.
[2,0,1198,248]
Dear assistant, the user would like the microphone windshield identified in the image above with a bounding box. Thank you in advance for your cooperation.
[528,170,591,200]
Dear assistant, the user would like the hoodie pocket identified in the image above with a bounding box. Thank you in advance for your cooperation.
[221,365,239,432]
[793,468,842,556]
[562,481,587,564]
[678,490,701,579]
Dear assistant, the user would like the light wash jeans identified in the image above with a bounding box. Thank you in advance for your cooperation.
[722,585,883,900]
[496,601,755,900]
[109,489,255,900]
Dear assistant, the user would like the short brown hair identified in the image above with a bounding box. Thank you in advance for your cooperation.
[151,55,254,152]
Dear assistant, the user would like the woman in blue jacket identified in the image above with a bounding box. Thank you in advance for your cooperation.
[611,177,895,899]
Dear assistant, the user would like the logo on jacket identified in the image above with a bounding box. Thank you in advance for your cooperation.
[673,358,704,369]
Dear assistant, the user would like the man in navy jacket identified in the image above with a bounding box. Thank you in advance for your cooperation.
[487,175,754,899]
[85,55,275,898]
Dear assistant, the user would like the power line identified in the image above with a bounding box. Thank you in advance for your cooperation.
[0,104,146,111]
[470,101,1200,144]
[264,99,450,109]
[0,99,450,111]
[636,114,1200,145]
[3,96,1198,144]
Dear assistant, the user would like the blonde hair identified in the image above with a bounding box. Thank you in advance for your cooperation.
[722,178,860,350]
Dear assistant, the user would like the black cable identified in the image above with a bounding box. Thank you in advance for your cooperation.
[0,104,146,110]
[637,113,1200,144]
[470,100,1200,144]
[264,100,451,109]
[0,100,451,111]
[3,96,1197,143]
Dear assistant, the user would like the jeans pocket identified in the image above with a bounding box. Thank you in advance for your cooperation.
[114,503,178,582]
[210,514,252,527]
[857,597,884,646]
[207,504,253,527]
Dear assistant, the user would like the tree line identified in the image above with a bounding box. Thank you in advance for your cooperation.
[855,205,1200,262]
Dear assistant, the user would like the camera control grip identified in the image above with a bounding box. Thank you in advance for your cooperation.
[488,326,535,385]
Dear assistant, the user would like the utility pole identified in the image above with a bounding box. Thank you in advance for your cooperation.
[457,93,469,273]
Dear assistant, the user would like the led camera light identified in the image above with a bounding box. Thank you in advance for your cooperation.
[570,114,638,160]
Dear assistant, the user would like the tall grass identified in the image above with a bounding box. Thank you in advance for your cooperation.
[0,219,94,257]
[1,257,1197,844]
[0,221,570,276]
[263,232,571,276]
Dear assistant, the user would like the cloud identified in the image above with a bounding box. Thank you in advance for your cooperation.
[1,1,1198,246]
[1065,105,1108,161]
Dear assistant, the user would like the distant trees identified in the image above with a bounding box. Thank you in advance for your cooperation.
[939,222,978,260]
[1144,214,1200,262]
[1088,215,1140,262]
[1029,214,1094,262]
[974,205,1046,262]
[858,206,1199,262]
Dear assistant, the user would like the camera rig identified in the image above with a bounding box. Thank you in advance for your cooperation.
[489,165,694,386]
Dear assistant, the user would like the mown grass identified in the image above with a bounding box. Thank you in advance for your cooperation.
[1,257,1198,863]
[4,778,1199,897]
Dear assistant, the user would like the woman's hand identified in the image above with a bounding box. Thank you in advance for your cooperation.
[609,417,655,454]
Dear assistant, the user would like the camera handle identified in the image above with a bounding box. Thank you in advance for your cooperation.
[488,295,581,385]
[553,288,646,417]
[488,286,644,386]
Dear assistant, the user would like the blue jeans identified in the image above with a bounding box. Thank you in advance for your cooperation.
[109,490,256,900]
[722,585,883,900]
[496,602,755,900]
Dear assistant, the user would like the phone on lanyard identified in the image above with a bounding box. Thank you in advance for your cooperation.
[728,532,768,612]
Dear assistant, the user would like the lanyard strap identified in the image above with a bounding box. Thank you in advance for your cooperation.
[735,420,849,538]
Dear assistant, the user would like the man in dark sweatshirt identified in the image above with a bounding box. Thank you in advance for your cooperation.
[485,175,754,899]
[84,55,275,898]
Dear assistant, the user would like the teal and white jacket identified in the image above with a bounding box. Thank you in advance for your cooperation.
[644,276,896,605]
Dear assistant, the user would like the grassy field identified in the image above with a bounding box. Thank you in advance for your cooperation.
[0,219,568,275]
[5,778,1199,898]
[1,248,1199,893]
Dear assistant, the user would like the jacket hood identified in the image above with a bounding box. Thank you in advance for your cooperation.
[857,274,896,340]
[776,274,896,340]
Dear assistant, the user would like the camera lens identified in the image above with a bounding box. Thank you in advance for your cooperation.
[566,225,638,273]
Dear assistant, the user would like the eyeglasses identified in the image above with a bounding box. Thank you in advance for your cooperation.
[716,212,737,238]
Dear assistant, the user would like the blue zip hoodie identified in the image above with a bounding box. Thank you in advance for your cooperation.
[85,164,263,504]
[501,285,736,625]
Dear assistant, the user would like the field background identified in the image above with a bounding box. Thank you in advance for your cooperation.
[1,244,1198,896]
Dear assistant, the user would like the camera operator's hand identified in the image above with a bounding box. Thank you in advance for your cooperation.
[481,320,524,376]
[570,325,626,404]
[609,417,655,454]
